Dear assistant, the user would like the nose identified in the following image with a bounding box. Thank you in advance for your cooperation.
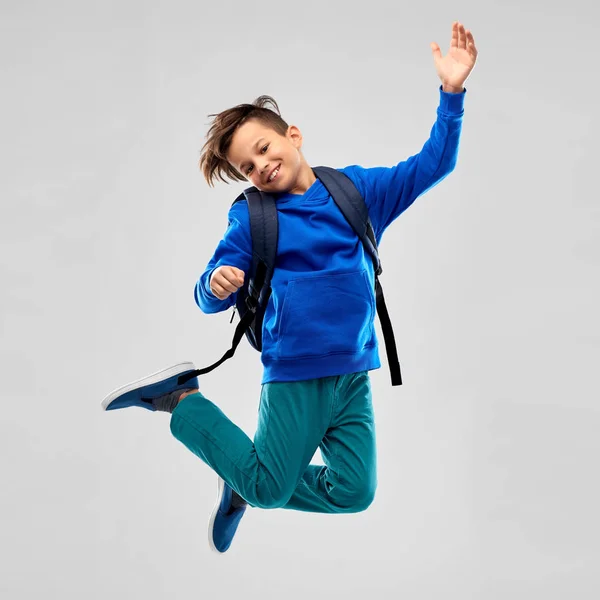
[260,162,270,179]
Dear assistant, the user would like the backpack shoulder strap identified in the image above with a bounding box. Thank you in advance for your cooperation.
[312,166,402,387]
[312,166,381,275]
[228,187,278,300]
[243,187,278,301]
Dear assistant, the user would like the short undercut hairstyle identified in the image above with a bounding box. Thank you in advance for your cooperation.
[199,95,289,187]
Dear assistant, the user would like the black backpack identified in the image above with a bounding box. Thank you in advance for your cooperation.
[179,166,402,387]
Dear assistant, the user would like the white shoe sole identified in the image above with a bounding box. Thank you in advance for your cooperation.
[100,361,196,411]
[208,476,225,554]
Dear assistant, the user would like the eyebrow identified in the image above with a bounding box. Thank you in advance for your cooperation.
[239,138,267,171]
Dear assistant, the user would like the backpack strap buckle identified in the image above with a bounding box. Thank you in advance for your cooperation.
[245,294,258,313]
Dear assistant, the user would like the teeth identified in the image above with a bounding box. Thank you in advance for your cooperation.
[269,166,279,182]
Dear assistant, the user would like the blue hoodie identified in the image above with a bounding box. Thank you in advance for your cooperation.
[195,86,465,383]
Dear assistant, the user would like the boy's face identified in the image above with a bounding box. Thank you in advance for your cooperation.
[227,119,305,193]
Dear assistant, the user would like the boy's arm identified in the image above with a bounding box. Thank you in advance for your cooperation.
[194,202,253,314]
[348,21,477,238]
[349,86,466,238]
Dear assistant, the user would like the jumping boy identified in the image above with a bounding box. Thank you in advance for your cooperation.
[101,22,478,554]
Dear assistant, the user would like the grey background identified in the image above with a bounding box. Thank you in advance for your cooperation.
[1,0,598,598]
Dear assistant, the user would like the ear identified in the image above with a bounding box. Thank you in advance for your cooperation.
[286,125,303,149]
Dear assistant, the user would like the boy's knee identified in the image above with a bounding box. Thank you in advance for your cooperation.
[333,479,377,513]
[349,481,377,512]
[252,484,294,510]
[355,482,377,512]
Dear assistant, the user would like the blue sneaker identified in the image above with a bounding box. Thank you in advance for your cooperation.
[101,362,199,412]
[208,477,248,554]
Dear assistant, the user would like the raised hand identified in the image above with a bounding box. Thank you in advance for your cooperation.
[431,21,478,91]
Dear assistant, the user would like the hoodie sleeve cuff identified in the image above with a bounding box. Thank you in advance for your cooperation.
[438,84,466,116]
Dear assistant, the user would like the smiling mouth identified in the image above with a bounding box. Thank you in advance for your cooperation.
[267,165,281,183]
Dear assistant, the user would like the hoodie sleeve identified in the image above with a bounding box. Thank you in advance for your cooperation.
[194,200,253,314]
[344,86,466,240]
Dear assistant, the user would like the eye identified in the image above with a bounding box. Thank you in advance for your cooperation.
[245,144,269,175]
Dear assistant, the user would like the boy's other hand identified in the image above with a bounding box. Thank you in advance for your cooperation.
[210,266,245,300]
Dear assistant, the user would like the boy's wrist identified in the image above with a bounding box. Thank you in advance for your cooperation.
[441,82,465,94]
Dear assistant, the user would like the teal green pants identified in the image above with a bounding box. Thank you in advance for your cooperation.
[169,371,377,513]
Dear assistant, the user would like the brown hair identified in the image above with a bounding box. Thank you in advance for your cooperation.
[199,95,289,187]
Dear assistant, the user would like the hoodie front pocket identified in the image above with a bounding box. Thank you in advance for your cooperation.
[277,270,375,360]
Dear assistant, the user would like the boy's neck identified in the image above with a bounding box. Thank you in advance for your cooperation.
[286,163,317,195]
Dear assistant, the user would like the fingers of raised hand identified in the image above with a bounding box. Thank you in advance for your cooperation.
[451,22,467,49]
[450,22,477,57]
[451,21,460,48]
[465,30,478,57]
